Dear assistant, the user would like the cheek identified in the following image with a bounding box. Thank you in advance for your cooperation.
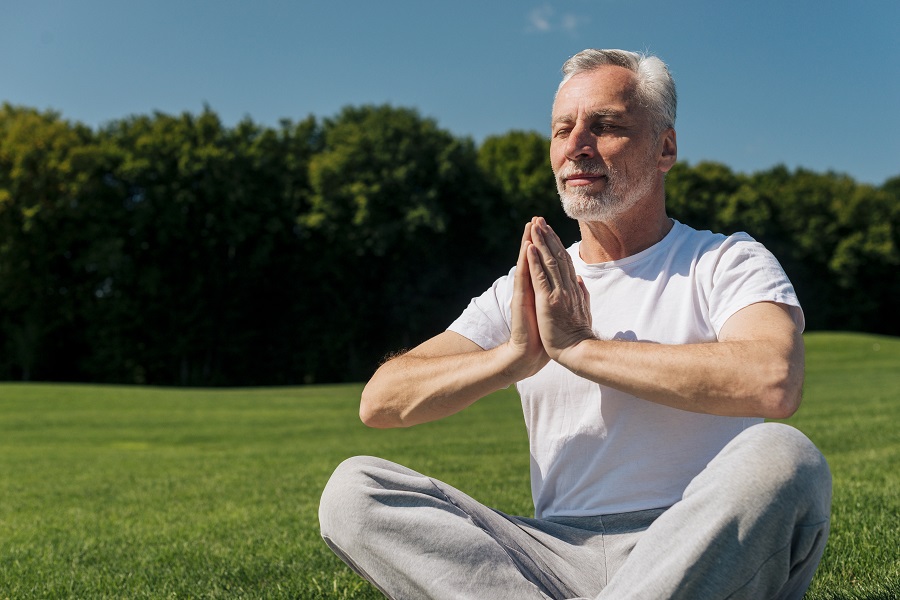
[549,143,566,171]
[599,137,631,158]
[606,140,649,173]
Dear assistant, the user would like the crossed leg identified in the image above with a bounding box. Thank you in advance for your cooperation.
[319,423,831,600]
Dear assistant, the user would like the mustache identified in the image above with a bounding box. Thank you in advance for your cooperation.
[557,162,608,179]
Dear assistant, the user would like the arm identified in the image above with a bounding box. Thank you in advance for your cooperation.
[359,332,520,428]
[360,224,550,428]
[526,217,805,419]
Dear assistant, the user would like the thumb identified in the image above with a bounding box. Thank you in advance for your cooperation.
[577,275,592,327]
[576,275,589,301]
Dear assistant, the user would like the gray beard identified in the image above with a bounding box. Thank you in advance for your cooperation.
[556,162,656,223]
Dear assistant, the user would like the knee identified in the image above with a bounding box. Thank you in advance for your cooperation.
[727,423,832,514]
[319,455,386,541]
[738,423,829,477]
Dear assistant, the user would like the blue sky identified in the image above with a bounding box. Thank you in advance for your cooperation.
[3,0,898,184]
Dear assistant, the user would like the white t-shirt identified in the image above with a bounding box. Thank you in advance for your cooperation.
[448,220,804,518]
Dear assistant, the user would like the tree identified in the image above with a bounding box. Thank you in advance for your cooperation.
[299,105,497,381]
[477,130,579,247]
[1,101,897,385]
[0,104,118,380]
[665,161,743,233]
[92,109,322,384]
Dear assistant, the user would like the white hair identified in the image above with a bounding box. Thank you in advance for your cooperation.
[558,49,677,135]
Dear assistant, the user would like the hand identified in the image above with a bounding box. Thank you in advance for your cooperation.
[526,217,594,361]
[503,221,550,380]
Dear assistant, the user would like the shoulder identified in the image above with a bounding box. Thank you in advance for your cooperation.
[446,264,518,350]
[671,220,749,251]
[670,221,775,270]
[670,222,804,332]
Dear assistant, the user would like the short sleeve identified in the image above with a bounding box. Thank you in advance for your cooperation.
[446,267,515,350]
[708,234,805,335]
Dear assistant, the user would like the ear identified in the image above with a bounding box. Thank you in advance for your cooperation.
[657,128,677,173]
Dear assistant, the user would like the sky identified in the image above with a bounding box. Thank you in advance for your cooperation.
[2,0,898,185]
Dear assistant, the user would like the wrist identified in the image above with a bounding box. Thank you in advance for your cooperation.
[497,339,548,383]
[554,331,596,373]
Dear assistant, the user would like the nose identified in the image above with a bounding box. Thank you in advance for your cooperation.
[565,123,596,161]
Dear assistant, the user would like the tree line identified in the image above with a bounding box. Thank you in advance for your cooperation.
[1,103,897,385]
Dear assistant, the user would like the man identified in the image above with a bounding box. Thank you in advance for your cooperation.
[319,49,831,599]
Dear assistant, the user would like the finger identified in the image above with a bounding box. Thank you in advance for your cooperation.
[537,217,578,283]
[529,224,559,290]
[511,226,542,345]
[537,218,567,259]
[518,223,531,263]
[577,275,592,328]
[521,221,534,245]
[515,226,535,300]
[527,243,552,294]
[577,275,591,307]
[514,222,533,279]
[576,275,589,299]
[531,221,574,292]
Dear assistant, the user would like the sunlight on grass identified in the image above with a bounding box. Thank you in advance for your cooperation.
[0,332,897,598]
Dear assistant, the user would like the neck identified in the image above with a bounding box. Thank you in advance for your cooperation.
[577,205,673,264]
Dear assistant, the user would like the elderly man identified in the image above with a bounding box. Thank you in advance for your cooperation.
[319,49,832,599]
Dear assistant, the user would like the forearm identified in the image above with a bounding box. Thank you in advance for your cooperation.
[362,224,550,429]
[525,218,804,419]
[360,342,524,428]
[557,336,804,418]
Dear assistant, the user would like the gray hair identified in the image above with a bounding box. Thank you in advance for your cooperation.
[559,49,677,135]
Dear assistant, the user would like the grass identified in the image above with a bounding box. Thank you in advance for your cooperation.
[0,331,897,599]
[783,333,900,599]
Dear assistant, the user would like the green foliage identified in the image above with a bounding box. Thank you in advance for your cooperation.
[298,106,500,379]
[0,332,897,598]
[0,102,898,384]
[0,105,116,381]
[0,104,324,385]
[664,161,743,232]
[666,162,900,335]
[305,106,456,251]
[88,109,322,385]
[477,130,579,245]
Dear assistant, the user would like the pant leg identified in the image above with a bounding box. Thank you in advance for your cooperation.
[598,423,832,600]
[319,456,614,600]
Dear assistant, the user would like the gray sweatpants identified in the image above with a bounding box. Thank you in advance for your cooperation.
[319,423,831,599]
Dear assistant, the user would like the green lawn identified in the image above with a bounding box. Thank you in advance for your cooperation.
[0,332,897,599]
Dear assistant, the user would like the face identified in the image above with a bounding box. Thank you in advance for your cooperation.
[550,65,670,222]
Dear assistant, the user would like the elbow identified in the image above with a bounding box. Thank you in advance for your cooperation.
[763,331,805,420]
[762,388,801,420]
[759,365,804,420]
[359,384,402,429]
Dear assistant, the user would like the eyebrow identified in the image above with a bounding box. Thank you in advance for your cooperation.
[551,109,625,129]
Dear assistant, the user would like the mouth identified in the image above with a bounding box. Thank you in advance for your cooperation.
[564,173,606,187]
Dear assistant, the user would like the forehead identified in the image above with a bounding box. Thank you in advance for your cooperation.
[552,65,641,122]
